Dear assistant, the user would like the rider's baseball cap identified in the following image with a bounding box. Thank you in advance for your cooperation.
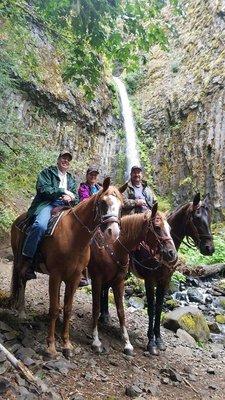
[59,149,73,161]
[131,165,142,173]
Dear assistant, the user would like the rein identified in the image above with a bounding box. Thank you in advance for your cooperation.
[70,195,120,235]
[170,205,213,250]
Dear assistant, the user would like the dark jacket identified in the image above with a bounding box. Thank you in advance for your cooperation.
[27,166,78,217]
[122,180,156,216]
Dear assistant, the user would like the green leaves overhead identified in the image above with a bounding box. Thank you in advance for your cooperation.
[2,0,180,96]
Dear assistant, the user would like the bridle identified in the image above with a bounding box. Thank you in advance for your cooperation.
[113,215,175,272]
[70,193,121,235]
[171,204,213,250]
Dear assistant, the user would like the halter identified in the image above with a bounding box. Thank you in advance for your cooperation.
[70,193,121,235]
[109,215,174,273]
[171,203,213,250]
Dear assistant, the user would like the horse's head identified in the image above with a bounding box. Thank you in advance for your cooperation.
[145,203,177,265]
[187,193,215,255]
[96,177,123,243]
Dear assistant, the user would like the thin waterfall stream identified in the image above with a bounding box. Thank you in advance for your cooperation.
[113,76,140,176]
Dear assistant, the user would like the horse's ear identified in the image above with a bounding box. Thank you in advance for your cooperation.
[151,202,158,218]
[102,177,110,192]
[119,182,128,193]
[193,192,200,208]
[203,193,211,208]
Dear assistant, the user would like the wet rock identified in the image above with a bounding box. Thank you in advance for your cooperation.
[165,299,180,310]
[84,372,93,382]
[163,306,210,341]
[187,288,204,303]
[207,368,215,374]
[208,321,221,334]
[174,291,188,301]
[125,286,134,296]
[128,296,145,309]
[0,363,8,375]
[44,359,76,375]
[186,277,199,287]
[125,385,142,397]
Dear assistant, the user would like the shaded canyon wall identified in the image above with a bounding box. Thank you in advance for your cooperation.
[135,0,225,219]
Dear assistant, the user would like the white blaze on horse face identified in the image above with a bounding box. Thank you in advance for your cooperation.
[103,194,121,217]
[103,194,121,242]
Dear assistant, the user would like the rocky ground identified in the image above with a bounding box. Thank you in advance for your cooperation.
[0,257,225,400]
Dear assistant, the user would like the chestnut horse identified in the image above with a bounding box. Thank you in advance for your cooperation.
[88,203,177,355]
[10,178,123,357]
[99,193,214,355]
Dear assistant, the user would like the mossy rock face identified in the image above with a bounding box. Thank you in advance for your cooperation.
[165,299,180,310]
[163,306,210,342]
[215,314,225,324]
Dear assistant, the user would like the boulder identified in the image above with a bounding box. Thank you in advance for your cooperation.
[163,306,210,342]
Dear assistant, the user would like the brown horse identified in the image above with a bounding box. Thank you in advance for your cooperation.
[10,178,123,357]
[88,203,177,355]
[99,193,215,355]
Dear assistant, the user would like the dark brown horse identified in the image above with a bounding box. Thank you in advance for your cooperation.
[99,193,215,355]
[10,178,123,357]
[88,203,177,355]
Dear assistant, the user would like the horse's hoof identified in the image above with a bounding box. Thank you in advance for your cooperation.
[124,348,133,356]
[147,341,159,356]
[155,338,166,351]
[44,350,59,359]
[99,314,110,324]
[63,348,72,359]
[92,344,104,354]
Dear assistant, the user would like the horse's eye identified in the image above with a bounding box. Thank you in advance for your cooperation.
[101,201,108,215]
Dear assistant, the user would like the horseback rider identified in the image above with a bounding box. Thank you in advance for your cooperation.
[122,166,156,215]
[22,149,78,280]
[78,166,101,286]
[78,166,101,202]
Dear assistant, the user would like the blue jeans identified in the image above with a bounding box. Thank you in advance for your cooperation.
[22,199,65,259]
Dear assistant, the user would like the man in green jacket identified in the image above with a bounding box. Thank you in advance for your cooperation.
[22,149,78,280]
[122,165,156,215]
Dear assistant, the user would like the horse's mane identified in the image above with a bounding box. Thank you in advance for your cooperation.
[167,202,191,220]
[120,210,165,242]
[72,185,123,212]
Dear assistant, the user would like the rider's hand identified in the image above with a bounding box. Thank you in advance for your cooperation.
[62,194,72,203]
[136,199,146,207]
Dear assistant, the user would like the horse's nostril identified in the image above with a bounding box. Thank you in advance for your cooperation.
[107,228,112,236]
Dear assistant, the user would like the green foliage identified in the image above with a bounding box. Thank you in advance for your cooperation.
[1,0,180,97]
[179,234,225,266]
[157,194,172,212]
[171,271,186,284]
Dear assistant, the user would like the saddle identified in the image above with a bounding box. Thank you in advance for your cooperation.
[15,206,71,236]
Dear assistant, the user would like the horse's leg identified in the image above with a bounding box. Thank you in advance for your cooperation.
[145,279,158,355]
[92,278,104,353]
[154,283,166,351]
[99,284,110,324]
[16,278,27,320]
[112,281,133,355]
[46,275,61,357]
[62,277,80,358]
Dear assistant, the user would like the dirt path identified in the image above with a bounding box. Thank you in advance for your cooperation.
[0,258,225,400]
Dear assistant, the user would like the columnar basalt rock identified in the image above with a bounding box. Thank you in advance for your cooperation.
[135,0,225,219]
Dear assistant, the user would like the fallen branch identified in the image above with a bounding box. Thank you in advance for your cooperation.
[183,376,200,396]
[0,342,61,399]
[181,263,225,278]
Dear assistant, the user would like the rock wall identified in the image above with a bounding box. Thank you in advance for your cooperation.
[135,0,225,219]
[2,13,119,182]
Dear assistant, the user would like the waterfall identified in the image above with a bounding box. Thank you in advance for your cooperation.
[113,76,140,177]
